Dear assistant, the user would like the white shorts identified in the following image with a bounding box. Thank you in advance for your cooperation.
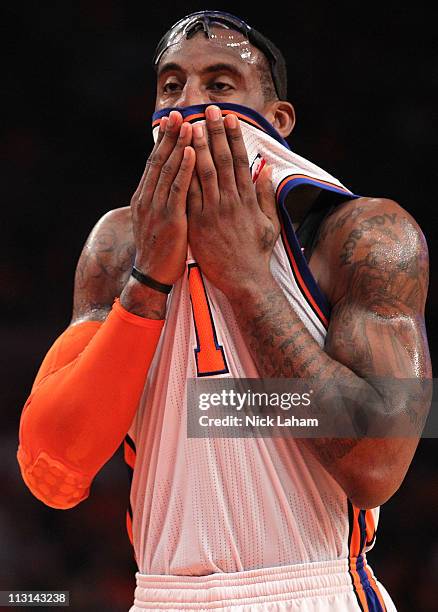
[129,558,396,611]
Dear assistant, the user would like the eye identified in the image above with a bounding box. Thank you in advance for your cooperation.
[163,82,183,94]
[208,81,234,92]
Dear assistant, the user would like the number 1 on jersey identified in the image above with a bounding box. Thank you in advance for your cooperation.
[188,263,229,377]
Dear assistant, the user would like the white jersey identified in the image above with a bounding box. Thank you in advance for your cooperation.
[124,104,385,610]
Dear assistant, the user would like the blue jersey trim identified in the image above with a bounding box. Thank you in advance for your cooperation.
[277,178,360,324]
[152,103,291,150]
[279,176,357,198]
[356,555,386,612]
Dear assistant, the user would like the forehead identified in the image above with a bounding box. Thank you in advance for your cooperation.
[157,27,263,75]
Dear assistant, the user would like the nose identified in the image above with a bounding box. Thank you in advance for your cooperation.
[176,79,208,108]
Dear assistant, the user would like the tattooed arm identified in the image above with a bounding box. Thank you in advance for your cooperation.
[186,111,431,508]
[17,206,168,509]
[71,206,166,324]
[226,197,431,509]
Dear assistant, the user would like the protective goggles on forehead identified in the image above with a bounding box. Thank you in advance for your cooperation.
[152,11,287,100]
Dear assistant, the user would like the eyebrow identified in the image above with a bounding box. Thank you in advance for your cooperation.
[157,62,243,79]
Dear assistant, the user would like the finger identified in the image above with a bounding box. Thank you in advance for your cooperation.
[205,105,237,190]
[192,122,220,209]
[153,121,193,206]
[146,116,168,172]
[140,110,183,199]
[167,146,196,215]
[187,170,202,218]
[133,116,168,198]
[151,115,168,157]
[224,113,251,195]
[256,165,280,233]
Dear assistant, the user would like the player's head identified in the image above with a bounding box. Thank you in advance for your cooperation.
[152,10,295,137]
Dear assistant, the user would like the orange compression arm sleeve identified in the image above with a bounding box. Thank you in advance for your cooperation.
[17,297,164,510]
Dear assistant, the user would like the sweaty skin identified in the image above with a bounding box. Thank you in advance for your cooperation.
[20,29,431,510]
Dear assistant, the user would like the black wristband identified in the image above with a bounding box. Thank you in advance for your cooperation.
[131,266,173,294]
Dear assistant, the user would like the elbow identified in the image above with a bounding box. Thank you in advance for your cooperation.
[348,488,398,510]
[337,439,417,509]
[346,471,403,509]
[17,445,91,510]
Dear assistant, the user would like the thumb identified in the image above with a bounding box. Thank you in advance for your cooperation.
[255,165,280,235]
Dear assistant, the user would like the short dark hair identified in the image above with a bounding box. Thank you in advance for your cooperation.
[255,52,279,102]
[249,27,287,100]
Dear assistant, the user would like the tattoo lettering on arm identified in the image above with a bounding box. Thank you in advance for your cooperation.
[312,204,365,251]
[339,212,398,265]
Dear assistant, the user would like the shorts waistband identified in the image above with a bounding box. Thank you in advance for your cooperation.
[133,559,354,609]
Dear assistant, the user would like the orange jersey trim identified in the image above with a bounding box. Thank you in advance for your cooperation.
[152,109,266,133]
[277,174,352,197]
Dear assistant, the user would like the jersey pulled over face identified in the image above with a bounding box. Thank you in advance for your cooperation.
[155,27,269,113]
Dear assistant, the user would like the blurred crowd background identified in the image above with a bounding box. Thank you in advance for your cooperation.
[2,2,437,610]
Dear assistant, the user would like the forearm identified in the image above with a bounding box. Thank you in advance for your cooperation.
[18,295,164,509]
[226,275,414,506]
[227,274,352,380]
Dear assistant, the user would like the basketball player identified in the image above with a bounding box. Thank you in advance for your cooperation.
[17,11,431,611]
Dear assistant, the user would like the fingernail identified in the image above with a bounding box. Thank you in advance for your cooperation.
[159,117,168,132]
[168,111,178,127]
[207,105,221,121]
[226,113,237,128]
[193,123,203,138]
[179,122,188,138]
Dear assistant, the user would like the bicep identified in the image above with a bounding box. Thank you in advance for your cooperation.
[70,207,134,325]
[323,198,431,380]
[30,208,133,389]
